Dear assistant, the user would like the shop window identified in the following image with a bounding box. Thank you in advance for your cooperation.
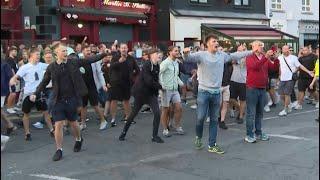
[234,0,250,6]
[190,0,208,4]
[302,0,311,12]
[271,0,282,10]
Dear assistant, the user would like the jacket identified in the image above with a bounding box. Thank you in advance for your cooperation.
[109,55,140,87]
[35,53,108,104]
[246,54,279,89]
[159,57,184,91]
[132,61,162,98]
[1,62,13,96]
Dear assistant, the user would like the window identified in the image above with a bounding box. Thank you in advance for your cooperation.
[190,0,208,4]
[302,0,311,12]
[234,0,250,6]
[271,0,282,10]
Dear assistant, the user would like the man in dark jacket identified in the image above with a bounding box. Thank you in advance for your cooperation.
[31,43,109,161]
[109,43,140,127]
[119,49,164,143]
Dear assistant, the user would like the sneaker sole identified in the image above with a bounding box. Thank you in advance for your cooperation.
[208,150,225,154]
[195,146,204,150]
[244,139,257,143]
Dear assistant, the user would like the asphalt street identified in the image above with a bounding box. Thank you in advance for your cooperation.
[1,101,319,180]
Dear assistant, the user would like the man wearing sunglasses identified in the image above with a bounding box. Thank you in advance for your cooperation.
[9,48,54,141]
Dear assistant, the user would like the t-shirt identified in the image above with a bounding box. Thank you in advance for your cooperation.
[230,57,246,83]
[298,54,317,79]
[81,63,97,91]
[278,54,301,81]
[315,59,319,78]
[16,62,48,96]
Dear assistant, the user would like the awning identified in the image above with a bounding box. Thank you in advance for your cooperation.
[59,7,147,19]
[201,24,298,40]
[171,9,268,20]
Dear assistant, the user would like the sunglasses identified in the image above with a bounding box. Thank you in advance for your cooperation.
[35,72,39,81]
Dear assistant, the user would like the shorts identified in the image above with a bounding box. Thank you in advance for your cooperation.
[160,90,181,107]
[221,85,230,102]
[278,80,295,95]
[109,86,131,101]
[1,96,5,108]
[52,97,79,122]
[298,78,315,92]
[267,78,278,90]
[82,90,99,107]
[180,73,191,85]
[22,96,48,114]
[230,81,246,101]
[98,88,111,105]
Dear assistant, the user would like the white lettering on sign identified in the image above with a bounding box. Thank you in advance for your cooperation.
[77,0,85,2]
[102,0,151,11]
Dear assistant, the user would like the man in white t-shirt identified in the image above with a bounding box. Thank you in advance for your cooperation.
[9,48,54,141]
[278,45,314,116]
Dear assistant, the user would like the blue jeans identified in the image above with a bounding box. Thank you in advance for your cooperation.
[196,90,221,147]
[245,88,267,137]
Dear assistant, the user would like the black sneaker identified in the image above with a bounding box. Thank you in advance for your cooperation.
[52,149,63,161]
[270,103,277,108]
[236,118,244,124]
[119,132,126,141]
[73,137,83,152]
[25,134,32,141]
[6,126,17,136]
[111,121,117,127]
[152,136,164,143]
[219,121,228,130]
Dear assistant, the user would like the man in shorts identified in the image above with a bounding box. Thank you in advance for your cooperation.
[160,46,185,137]
[9,48,54,141]
[32,43,109,161]
[278,45,314,116]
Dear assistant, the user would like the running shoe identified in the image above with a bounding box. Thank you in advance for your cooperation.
[1,135,10,151]
[278,109,287,116]
[208,144,225,154]
[175,127,185,135]
[256,133,269,141]
[73,137,83,152]
[52,149,63,161]
[162,129,171,137]
[99,120,108,130]
[152,136,164,143]
[6,108,17,114]
[244,135,256,143]
[194,136,204,150]
[33,122,44,129]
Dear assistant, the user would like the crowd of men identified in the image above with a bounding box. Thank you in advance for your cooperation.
[1,35,319,161]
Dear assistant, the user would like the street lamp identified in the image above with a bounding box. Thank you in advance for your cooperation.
[77,23,83,28]
[72,14,78,19]
[66,13,72,19]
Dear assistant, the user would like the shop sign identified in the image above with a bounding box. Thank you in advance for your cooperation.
[299,21,319,34]
[102,0,151,12]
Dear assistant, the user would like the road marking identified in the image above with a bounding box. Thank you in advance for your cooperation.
[29,174,79,180]
[268,134,311,141]
[226,109,318,126]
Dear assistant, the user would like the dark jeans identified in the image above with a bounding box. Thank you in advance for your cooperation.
[291,80,297,102]
[122,95,161,137]
[246,88,267,137]
[196,90,221,147]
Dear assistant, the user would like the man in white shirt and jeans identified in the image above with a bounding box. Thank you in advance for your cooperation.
[9,48,54,141]
[278,45,314,116]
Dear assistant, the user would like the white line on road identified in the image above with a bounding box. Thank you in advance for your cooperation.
[267,134,311,141]
[226,109,318,126]
[29,174,79,180]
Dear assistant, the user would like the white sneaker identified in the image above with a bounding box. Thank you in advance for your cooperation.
[32,122,44,129]
[206,117,210,123]
[99,120,108,130]
[190,104,197,109]
[162,129,171,137]
[175,127,185,135]
[1,135,10,151]
[80,123,87,131]
[315,102,319,109]
[13,107,21,111]
[292,101,298,107]
[287,106,292,113]
[279,109,287,116]
[264,105,271,113]
[294,104,303,110]
[267,100,273,106]
[6,108,17,114]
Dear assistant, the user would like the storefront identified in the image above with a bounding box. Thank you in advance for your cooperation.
[201,24,299,52]
[1,0,23,39]
[59,0,157,44]
[299,20,319,48]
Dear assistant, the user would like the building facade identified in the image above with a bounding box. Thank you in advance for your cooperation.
[1,0,157,44]
[266,0,319,48]
[158,0,297,50]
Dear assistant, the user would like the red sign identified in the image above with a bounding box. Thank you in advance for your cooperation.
[101,0,151,12]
